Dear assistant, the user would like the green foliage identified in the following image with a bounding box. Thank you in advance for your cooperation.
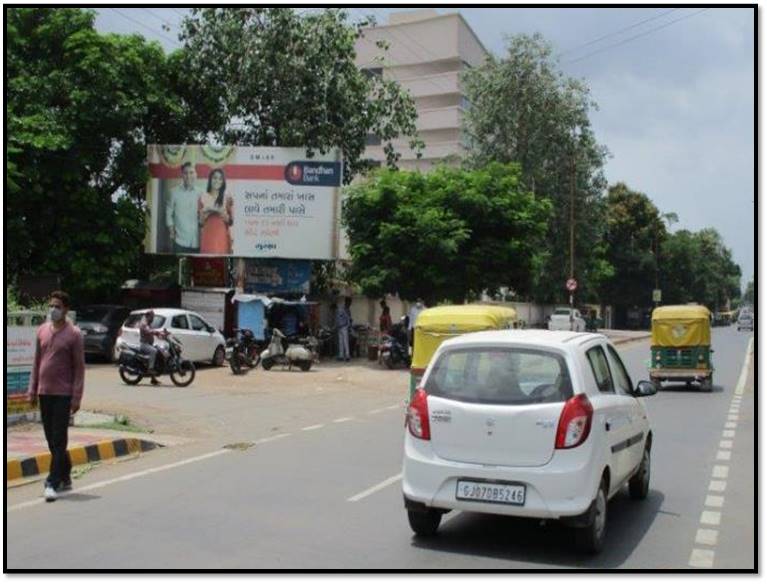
[743,279,754,305]
[599,182,667,308]
[6,8,190,302]
[462,33,609,303]
[178,8,421,181]
[342,164,551,304]
[660,228,742,310]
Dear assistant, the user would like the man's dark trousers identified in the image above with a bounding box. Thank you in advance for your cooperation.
[39,395,72,488]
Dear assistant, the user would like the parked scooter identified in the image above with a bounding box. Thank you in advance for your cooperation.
[226,328,262,375]
[261,328,315,372]
[380,331,410,369]
[118,330,195,387]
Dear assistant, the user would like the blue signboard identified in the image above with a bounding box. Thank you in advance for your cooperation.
[244,259,311,295]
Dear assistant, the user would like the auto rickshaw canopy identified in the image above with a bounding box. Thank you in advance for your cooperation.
[411,304,517,370]
[651,305,711,346]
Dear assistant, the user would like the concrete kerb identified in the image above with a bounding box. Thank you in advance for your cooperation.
[6,437,163,483]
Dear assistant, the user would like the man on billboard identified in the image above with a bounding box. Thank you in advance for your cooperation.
[165,162,201,254]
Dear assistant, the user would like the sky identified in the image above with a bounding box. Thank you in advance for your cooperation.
[94,6,755,289]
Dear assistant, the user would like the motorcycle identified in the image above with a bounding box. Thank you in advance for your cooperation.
[261,328,316,372]
[226,328,262,375]
[379,333,410,369]
[118,330,195,387]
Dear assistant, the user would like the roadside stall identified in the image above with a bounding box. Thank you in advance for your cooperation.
[409,305,517,398]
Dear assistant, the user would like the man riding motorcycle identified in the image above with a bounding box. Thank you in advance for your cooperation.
[138,310,165,385]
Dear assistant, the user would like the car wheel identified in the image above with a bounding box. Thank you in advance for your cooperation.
[629,447,651,500]
[575,479,607,554]
[212,345,225,367]
[407,509,441,537]
[700,375,713,392]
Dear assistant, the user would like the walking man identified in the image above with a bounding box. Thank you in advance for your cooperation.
[27,291,85,502]
[166,161,201,254]
[335,298,351,362]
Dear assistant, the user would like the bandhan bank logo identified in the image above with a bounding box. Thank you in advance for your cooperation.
[284,161,342,187]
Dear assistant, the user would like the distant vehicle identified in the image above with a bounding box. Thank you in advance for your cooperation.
[77,305,131,362]
[548,308,586,332]
[402,330,657,554]
[737,312,754,332]
[116,308,226,365]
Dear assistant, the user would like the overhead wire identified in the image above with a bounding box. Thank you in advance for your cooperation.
[566,8,710,65]
[108,8,182,48]
[559,8,681,57]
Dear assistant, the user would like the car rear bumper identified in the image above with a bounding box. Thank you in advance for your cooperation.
[402,435,600,520]
[649,368,712,381]
[83,334,112,355]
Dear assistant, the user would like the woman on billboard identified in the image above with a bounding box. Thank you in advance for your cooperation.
[198,168,233,254]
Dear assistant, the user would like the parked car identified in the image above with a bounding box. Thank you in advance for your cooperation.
[736,311,754,332]
[402,330,656,554]
[116,308,227,366]
[547,308,586,332]
[77,305,131,362]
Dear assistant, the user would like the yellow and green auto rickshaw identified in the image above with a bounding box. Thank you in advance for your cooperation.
[649,305,713,391]
[409,304,517,397]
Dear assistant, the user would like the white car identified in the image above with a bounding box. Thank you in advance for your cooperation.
[117,309,227,366]
[736,311,754,332]
[548,308,586,332]
[402,330,656,553]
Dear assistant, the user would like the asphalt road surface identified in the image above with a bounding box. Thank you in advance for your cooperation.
[6,327,754,570]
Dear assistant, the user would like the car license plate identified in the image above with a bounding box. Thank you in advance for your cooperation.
[456,480,526,506]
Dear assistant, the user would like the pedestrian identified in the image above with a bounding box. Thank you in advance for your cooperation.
[379,305,392,335]
[27,291,85,502]
[335,299,351,362]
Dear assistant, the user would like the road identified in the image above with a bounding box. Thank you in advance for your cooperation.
[6,327,754,570]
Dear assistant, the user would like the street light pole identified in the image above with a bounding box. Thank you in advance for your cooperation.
[569,139,576,315]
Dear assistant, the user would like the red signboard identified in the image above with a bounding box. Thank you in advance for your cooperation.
[192,258,227,287]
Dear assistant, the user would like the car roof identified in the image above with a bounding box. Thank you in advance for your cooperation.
[438,329,607,352]
[127,308,193,317]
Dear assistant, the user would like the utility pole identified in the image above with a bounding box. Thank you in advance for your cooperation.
[569,139,576,317]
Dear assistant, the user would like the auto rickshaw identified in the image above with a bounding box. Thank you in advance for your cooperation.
[409,304,517,397]
[649,305,713,391]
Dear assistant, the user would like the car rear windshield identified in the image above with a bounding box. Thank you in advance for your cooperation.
[553,309,571,316]
[77,307,111,323]
[123,314,166,329]
[424,347,573,405]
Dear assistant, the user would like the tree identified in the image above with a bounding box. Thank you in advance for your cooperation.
[462,33,610,304]
[660,228,742,310]
[599,183,667,314]
[743,279,754,306]
[178,8,421,182]
[342,163,552,304]
[6,8,190,301]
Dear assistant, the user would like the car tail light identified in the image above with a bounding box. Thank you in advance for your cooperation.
[555,394,593,449]
[407,388,431,440]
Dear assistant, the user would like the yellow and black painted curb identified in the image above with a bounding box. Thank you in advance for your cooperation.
[7,438,162,482]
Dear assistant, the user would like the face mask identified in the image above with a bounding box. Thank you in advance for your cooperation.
[49,307,64,322]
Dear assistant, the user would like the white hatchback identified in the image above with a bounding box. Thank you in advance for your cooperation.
[117,309,227,366]
[402,330,656,553]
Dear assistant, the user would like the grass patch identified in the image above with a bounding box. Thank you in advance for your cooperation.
[81,415,152,434]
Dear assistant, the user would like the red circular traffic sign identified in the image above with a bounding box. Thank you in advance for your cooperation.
[566,278,578,292]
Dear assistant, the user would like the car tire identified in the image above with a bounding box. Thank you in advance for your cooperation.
[212,346,225,367]
[700,375,713,392]
[575,479,607,554]
[407,509,441,537]
[629,446,651,500]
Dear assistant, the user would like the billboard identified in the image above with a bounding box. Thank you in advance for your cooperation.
[145,145,342,259]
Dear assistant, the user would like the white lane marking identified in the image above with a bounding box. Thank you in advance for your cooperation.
[700,510,722,526]
[722,429,735,438]
[716,450,732,461]
[727,414,739,421]
[696,529,719,546]
[705,495,725,508]
[689,548,715,568]
[8,449,232,512]
[385,404,401,411]
[348,473,402,502]
[368,408,386,415]
[333,417,353,423]
[719,440,733,450]
[708,480,727,492]
[301,424,324,431]
[724,421,737,429]
[255,433,291,444]
[733,336,754,397]
[712,465,729,479]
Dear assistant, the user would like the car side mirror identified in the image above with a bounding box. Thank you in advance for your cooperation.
[207,326,215,334]
[634,380,657,398]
